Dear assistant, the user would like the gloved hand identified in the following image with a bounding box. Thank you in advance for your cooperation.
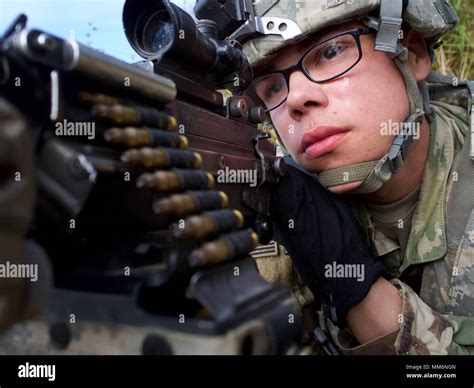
[272,158,386,325]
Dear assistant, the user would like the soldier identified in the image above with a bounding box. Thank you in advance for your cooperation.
[244,0,474,354]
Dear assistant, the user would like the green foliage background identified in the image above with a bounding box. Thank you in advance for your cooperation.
[432,0,474,80]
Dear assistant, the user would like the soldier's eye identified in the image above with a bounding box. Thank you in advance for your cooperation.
[304,35,357,70]
[265,81,284,97]
[321,43,344,60]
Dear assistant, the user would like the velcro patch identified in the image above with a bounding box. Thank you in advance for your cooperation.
[249,241,279,258]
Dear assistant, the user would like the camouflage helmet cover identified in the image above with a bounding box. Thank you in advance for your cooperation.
[242,0,459,68]
[238,0,459,194]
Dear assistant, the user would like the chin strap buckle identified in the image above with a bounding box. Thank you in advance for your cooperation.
[387,113,424,173]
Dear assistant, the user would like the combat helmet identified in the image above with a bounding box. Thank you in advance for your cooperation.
[230,0,459,193]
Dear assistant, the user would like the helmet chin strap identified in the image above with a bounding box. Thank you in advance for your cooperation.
[317,44,426,194]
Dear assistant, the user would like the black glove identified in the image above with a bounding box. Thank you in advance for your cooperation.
[272,158,386,325]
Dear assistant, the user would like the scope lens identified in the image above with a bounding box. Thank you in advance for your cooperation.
[142,11,175,55]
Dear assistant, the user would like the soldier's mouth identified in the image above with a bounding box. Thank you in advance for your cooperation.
[301,126,351,159]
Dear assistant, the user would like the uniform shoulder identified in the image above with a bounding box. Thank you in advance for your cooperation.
[430,98,470,150]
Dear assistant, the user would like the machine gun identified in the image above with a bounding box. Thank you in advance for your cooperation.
[0,0,303,355]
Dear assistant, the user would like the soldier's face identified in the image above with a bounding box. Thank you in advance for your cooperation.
[266,22,429,193]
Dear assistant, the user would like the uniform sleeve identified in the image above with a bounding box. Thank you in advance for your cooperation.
[251,242,314,308]
[334,279,458,355]
[393,279,474,355]
[391,279,453,355]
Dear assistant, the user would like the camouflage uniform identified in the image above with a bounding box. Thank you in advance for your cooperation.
[243,0,472,355]
[254,98,474,354]
[337,100,473,355]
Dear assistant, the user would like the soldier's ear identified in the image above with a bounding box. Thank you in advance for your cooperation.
[402,29,432,82]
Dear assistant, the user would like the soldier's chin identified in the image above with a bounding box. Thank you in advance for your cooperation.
[327,181,363,194]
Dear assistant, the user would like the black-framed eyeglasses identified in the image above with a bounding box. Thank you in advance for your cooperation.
[243,28,372,112]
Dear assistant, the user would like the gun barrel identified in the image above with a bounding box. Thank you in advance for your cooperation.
[8,29,177,104]
[70,41,177,103]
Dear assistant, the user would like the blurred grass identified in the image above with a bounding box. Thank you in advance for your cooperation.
[432,0,474,80]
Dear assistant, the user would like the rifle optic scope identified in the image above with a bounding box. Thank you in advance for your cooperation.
[123,0,252,90]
